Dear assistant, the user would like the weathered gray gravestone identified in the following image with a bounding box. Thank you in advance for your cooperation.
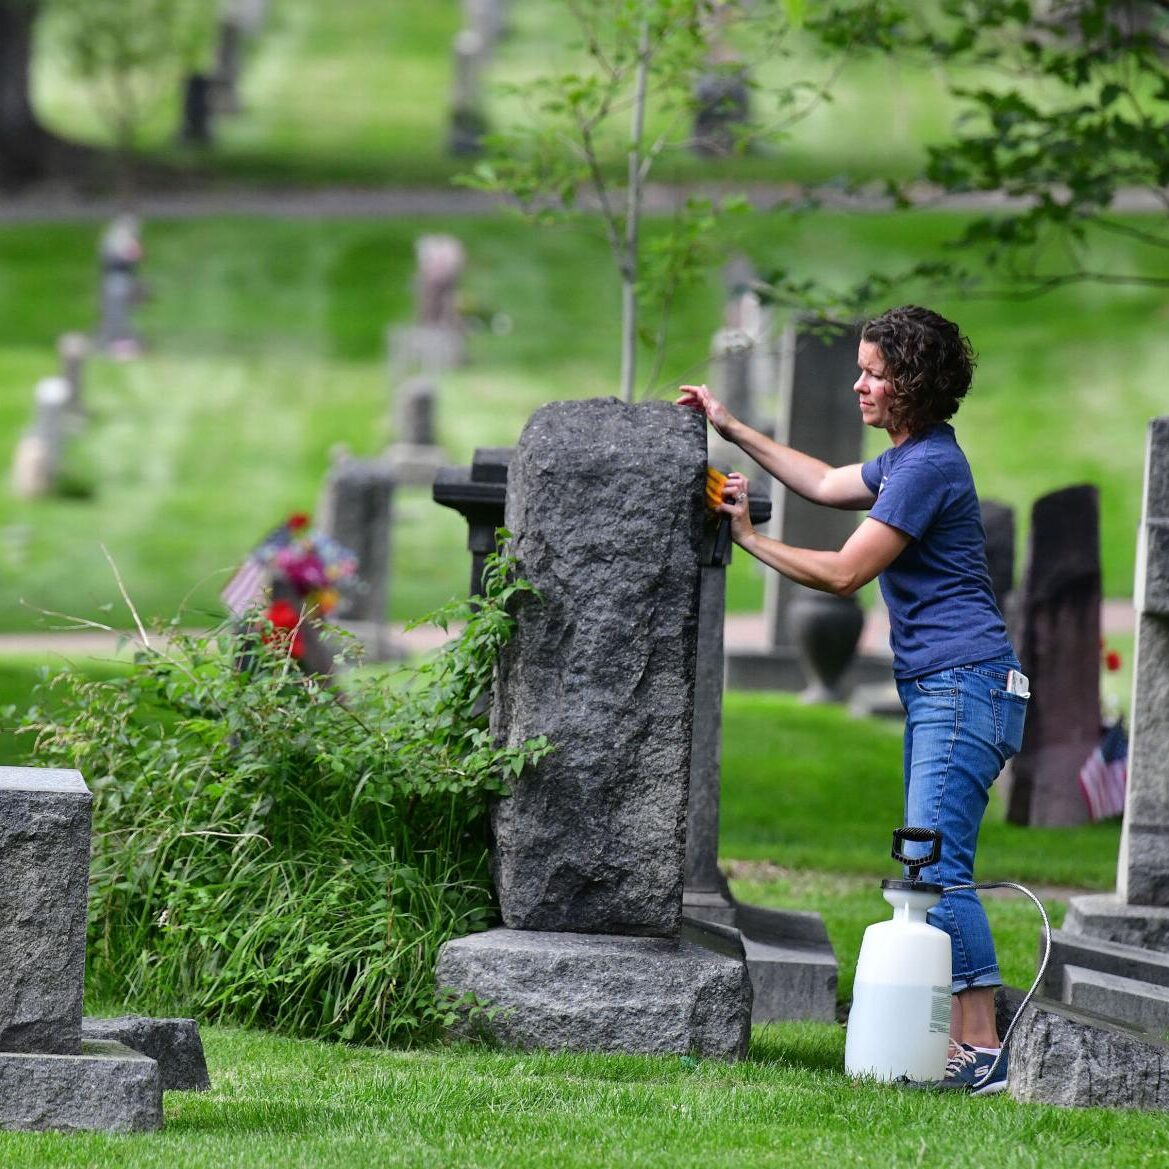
[0,768,163,1131]
[490,400,706,935]
[57,331,90,416]
[447,28,488,156]
[436,400,752,1056]
[979,498,1016,618]
[725,319,887,697]
[385,376,446,486]
[1002,485,1101,826]
[317,450,396,660]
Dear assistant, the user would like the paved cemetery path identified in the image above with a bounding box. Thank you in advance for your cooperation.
[0,181,1164,223]
[0,599,1135,662]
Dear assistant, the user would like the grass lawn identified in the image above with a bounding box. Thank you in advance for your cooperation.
[0,676,1140,1161]
[0,210,1162,634]
[29,0,966,189]
[1,1024,1166,1167]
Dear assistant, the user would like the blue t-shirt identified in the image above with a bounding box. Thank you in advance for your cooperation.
[860,424,1012,679]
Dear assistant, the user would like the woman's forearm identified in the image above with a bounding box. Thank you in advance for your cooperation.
[722,416,838,503]
[735,528,861,597]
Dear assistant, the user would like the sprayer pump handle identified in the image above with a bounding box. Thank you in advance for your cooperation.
[891,827,942,876]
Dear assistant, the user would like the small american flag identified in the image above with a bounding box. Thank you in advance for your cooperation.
[1078,720,1128,822]
[220,519,298,617]
[220,556,267,617]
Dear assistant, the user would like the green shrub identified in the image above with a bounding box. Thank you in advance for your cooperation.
[20,550,549,1045]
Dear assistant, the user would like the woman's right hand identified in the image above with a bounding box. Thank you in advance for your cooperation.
[676,383,735,439]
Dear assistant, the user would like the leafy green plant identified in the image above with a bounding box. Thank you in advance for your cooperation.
[19,546,550,1045]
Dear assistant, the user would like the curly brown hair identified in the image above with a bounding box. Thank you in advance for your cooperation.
[861,306,976,435]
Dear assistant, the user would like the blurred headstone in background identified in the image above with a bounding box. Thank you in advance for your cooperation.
[11,377,70,499]
[387,234,469,381]
[464,0,505,49]
[211,16,245,114]
[179,73,214,148]
[56,332,90,417]
[96,216,144,359]
[386,376,446,486]
[692,68,750,157]
[317,448,397,660]
[1003,484,1102,827]
[979,497,1017,622]
[691,3,750,157]
[727,318,886,699]
[447,28,489,156]
[224,0,268,35]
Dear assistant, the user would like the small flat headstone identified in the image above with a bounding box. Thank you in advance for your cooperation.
[82,1016,210,1092]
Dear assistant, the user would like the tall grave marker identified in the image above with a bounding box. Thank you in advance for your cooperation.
[1002,485,1102,826]
[726,318,886,697]
[437,400,752,1056]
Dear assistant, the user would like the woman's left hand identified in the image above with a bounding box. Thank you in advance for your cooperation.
[721,471,755,542]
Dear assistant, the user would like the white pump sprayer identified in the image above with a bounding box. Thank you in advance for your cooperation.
[844,828,953,1083]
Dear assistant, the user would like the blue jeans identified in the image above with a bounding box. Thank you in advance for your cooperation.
[895,655,1028,993]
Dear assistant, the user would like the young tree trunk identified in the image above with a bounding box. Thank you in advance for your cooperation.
[619,17,651,404]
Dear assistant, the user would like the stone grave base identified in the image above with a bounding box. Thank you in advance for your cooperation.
[683,885,837,1024]
[0,1040,162,1132]
[435,922,753,1060]
[1045,927,1169,995]
[1008,997,1169,1110]
[82,1016,210,1091]
[1065,893,1169,951]
[724,647,892,699]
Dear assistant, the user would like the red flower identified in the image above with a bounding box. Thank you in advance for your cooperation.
[263,599,305,659]
[1105,650,1122,672]
[287,512,310,531]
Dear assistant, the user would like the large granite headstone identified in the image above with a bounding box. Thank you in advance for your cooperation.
[489,400,706,935]
[1002,485,1101,826]
[437,401,752,1057]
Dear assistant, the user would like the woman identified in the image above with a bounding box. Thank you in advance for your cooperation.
[678,305,1028,1095]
